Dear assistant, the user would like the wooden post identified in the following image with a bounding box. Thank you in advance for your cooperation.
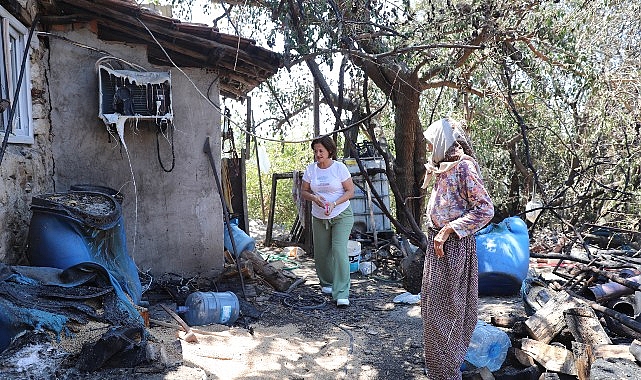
[245,97,251,159]
[264,173,279,246]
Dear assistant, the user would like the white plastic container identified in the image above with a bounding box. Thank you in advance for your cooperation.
[341,158,392,233]
[347,240,361,273]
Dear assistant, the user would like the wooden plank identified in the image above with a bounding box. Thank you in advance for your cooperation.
[520,338,577,375]
[525,290,585,343]
[564,306,612,346]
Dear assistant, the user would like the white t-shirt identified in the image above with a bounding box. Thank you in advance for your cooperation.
[302,160,351,219]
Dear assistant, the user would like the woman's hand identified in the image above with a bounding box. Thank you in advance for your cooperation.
[314,194,326,208]
[434,224,454,258]
[324,201,337,216]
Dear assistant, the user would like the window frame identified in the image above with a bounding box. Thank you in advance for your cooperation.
[0,7,33,145]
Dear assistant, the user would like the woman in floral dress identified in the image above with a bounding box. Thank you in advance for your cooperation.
[420,117,494,380]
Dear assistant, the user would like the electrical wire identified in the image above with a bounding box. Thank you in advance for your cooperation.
[135,17,388,145]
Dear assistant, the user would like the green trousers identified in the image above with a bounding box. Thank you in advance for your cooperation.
[311,206,354,300]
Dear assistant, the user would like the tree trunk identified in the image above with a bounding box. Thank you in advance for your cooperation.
[391,79,426,227]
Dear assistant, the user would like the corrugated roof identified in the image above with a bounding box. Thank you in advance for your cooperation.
[40,0,283,99]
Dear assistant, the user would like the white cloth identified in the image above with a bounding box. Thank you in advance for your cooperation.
[421,117,469,189]
[292,170,306,227]
[423,117,464,165]
[302,160,351,219]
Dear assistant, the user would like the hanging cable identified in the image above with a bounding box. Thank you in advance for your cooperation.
[136,17,391,145]
[155,122,175,172]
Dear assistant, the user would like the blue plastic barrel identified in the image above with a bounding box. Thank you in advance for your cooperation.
[475,217,530,296]
[26,191,142,305]
[224,219,255,257]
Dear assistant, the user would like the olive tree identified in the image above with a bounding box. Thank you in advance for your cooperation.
[200,0,640,249]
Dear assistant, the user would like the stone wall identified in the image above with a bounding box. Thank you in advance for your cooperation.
[0,4,54,264]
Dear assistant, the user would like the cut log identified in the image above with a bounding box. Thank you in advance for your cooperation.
[520,338,577,375]
[220,260,255,280]
[524,290,585,343]
[592,344,636,362]
[241,249,298,292]
[564,306,612,346]
[511,347,536,367]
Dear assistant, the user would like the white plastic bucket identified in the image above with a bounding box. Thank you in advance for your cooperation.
[347,240,361,273]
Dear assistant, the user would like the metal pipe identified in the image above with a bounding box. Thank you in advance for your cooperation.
[588,273,641,303]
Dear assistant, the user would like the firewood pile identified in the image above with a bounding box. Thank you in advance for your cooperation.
[502,229,641,380]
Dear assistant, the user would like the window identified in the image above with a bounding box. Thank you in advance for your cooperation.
[0,7,32,144]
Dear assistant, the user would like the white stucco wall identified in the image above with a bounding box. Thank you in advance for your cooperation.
[46,27,225,278]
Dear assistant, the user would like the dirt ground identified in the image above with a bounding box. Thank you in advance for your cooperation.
[1,222,527,380]
[67,235,526,380]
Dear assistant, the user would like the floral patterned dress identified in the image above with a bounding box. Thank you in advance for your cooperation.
[421,158,494,380]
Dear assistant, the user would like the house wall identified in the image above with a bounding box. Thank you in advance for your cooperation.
[0,7,54,265]
[46,27,225,278]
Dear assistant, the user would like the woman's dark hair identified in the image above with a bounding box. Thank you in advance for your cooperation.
[311,135,338,160]
[442,138,476,163]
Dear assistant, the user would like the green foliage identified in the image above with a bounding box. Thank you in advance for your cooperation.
[214,0,641,233]
[245,141,310,230]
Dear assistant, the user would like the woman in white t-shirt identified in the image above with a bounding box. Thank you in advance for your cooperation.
[301,135,354,307]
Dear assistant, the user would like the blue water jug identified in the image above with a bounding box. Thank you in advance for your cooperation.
[463,320,511,372]
[475,216,530,296]
[180,291,240,326]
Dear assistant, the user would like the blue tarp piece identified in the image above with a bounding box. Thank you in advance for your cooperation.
[26,191,142,305]
[0,262,143,353]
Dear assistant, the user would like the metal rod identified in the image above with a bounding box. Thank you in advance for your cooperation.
[204,137,247,300]
[253,134,265,221]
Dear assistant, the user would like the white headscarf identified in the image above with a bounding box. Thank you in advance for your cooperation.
[421,117,468,189]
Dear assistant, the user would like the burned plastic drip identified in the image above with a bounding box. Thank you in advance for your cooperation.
[26,190,142,305]
[111,76,134,116]
[145,82,170,116]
